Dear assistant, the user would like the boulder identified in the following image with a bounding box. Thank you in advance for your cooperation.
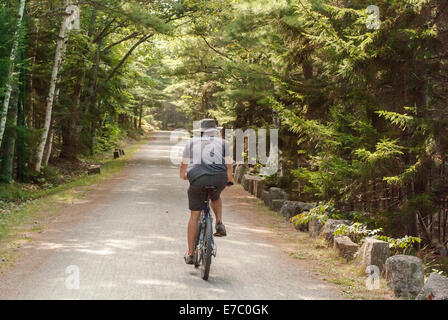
[294,221,308,232]
[242,174,251,191]
[245,175,263,195]
[280,201,315,220]
[235,165,247,184]
[300,202,314,211]
[264,187,287,208]
[309,218,323,238]
[232,164,239,180]
[357,237,390,273]
[334,236,360,261]
[261,187,286,208]
[262,190,270,206]
[416,272,448,300]
[249,179,255,194]
[270,199,286,212]
[87,165,101,175]
[255,180,265,198]
[320,219,350,243]
[233,164,240,181]
[268,187,287,200]
[385,255,424,299]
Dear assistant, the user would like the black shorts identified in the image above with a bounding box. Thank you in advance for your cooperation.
[187,174,227,211]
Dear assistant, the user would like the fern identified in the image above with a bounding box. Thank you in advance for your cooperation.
[376,110,414,130]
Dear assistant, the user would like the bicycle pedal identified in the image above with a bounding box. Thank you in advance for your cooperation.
[214,233,226,237]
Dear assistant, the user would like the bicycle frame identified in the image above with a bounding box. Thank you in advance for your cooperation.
[196,198,217,261]
[193,182,231,278]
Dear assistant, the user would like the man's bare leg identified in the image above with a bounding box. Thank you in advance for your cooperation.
[188,211,201,255]
[211,197,222,224]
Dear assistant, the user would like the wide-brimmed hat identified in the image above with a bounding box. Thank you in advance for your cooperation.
[193,119,219,133]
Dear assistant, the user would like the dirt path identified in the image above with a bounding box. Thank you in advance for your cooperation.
[0,131,344,299]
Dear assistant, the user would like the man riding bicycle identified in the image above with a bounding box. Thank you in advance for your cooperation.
[180,119,234,265]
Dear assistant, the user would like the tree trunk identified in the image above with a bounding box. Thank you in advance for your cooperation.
[82,39,101,153]
[0,0,26,148]
[60,60,84,160]
[302,58,313,80]
[43,127,54,166]
[133,107,138,129]
[90,121,96,155]
[16,86,26,182]
[138,105,143,129]
[1,94,19,182]
[27,17,39,129]
[60,118,78,160]
[34,2,69,171]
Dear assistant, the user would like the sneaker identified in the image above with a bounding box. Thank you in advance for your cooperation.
[184,252,194,265]
[215,222,227,237]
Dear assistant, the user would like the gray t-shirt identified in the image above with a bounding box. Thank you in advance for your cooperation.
[182,135,231,182]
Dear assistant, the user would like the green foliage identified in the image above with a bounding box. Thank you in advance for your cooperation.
[0,0,195,183]
[95,123,126,153]
[334,222,383,244]
[0,0,446,254]
[376,110,415,131]
[377,235,422,255]
[0,184,26,202]
[333,220,421,255]
[354,139,405,165]
[290,204,338,226]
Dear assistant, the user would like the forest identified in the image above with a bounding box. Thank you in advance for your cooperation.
[0,0,447,260]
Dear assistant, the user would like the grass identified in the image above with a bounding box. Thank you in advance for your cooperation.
[289,234,393,300]
[253,200,395,300]
[0,136,149,251]
[0,184,29,202]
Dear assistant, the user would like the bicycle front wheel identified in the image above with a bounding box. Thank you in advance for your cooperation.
[201,218,213,280]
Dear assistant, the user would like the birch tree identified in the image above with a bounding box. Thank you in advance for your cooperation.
[0,0,26,148]
[34,3,79,171]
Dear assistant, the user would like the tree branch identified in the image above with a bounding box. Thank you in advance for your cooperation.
[92,18,117,43]
[104,34,154,84]
[103,32,140,51]
[200,35,234,62]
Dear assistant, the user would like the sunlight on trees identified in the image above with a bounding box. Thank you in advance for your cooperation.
[1,0,447,256]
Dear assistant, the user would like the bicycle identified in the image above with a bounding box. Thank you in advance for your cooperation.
[193,181,233,280]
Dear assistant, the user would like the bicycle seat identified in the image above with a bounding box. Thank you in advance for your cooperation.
[202,185,218,193]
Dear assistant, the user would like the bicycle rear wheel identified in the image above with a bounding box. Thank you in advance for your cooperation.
[193,224,201,268]
[201,218,213,280]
